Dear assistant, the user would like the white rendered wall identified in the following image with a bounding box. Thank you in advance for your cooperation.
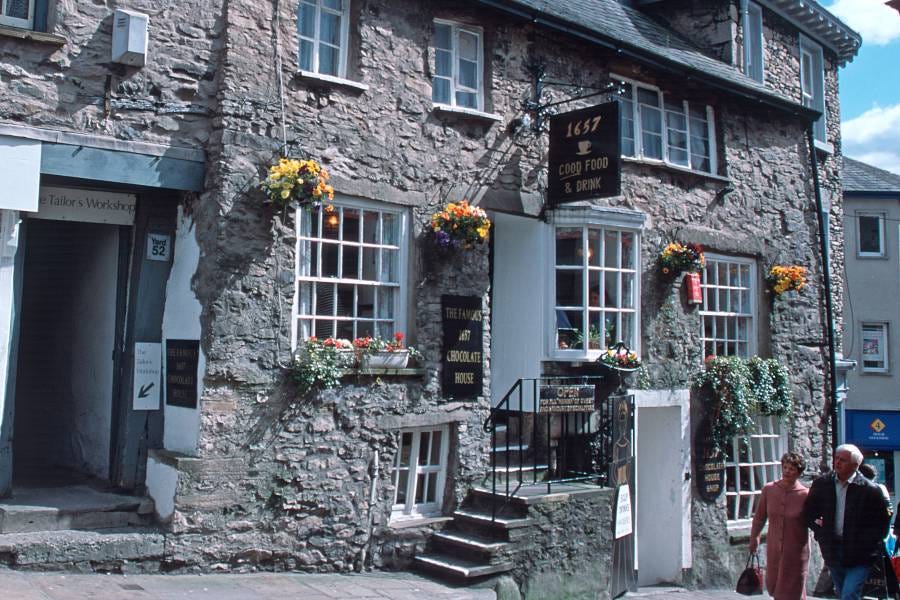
[634,388,692,583]
[161,207,203,454]
[145,454,178,522]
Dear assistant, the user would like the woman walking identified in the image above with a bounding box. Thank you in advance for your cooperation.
[749,452,811,600]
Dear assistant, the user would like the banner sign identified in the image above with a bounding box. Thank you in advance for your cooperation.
[846,410,900,450]
[538,385,595,413]
[165,339,200,409]
[441,295,483,398]
[547,101,621,204]
[35,186,136,225]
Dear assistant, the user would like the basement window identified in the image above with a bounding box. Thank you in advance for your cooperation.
[391,426,450,520]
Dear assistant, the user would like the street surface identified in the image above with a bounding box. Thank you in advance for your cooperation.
[0,571,819,599]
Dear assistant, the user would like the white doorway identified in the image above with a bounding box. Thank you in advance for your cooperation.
[13,218,121,483]
[636,400,689,585]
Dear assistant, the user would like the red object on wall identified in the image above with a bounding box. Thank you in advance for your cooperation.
[685,272,702,305]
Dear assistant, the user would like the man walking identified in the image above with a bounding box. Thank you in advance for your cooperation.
[805,444,892,600]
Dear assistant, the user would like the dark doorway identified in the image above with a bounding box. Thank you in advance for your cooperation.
[13,218,123,485]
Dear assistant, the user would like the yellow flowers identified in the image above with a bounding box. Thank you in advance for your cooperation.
[261,157,334,210]
[768,265,807,296]
[430,200,492,251]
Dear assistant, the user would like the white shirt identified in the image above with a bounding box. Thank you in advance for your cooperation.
[834,471,858,538]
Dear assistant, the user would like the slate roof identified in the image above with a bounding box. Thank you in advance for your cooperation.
[843,157,900,195]
[473,0,840,118]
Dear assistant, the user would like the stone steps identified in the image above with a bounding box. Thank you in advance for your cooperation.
[413,553,514,579]
[0,527,166,572]
[0,484,155,535]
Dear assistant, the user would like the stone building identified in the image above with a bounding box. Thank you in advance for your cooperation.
[0,0,859,597]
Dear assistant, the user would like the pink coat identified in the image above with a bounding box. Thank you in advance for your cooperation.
[750,480,810,600]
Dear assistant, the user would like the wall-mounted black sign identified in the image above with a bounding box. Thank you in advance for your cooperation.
[695,420,726,503]
[539,385,595,413]
[165,339,199,409]
[441,295,483,399]
[548,101,621,204]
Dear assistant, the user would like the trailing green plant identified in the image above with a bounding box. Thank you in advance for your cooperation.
[693,355,793,451]
[747,357,792,416]
[291,337,354,395]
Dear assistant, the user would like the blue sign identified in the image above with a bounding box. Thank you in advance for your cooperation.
[845,410,900,450]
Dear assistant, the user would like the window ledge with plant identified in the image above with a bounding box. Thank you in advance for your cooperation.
[291,334,425,396]
[0,24,65,45]
[432,104,503,123]
[296,70,369,92]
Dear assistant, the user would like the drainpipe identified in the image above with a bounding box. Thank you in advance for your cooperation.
[806,127,839,456]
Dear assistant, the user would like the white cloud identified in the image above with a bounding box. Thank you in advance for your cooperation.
[828,0,900,45]
[842,104,900,175]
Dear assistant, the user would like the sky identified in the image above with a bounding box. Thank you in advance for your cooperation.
[826,0,900,175]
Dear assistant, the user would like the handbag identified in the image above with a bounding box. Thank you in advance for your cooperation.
[736,552,764,596]
[892,543,900,582]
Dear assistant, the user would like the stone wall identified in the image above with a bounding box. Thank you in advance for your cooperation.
[0,0,221,149]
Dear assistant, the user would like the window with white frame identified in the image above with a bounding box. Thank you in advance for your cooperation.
[725,416,786,523]
[700,255,756,358]
[293,199,407,346]
[298,0,350,77]
[743,2,764,83]
[432,20,483,111]
[800,36,826,144]
[857,213,885,257]
[618,78,716,174]
[553,224,639,358]
[391,426,449,520]
[1,0,34,28]
[862,323,889,373]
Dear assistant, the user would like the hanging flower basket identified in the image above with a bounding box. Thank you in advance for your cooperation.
[597,342,642,372]
[260,157,335,211]
[658,242,705,279]
[429,200,491,252]
[767,265,807,296]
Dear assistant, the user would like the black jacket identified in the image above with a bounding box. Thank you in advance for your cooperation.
[804,472,891,567]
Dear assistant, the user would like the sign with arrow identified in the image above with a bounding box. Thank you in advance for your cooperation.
[133,342,161,410]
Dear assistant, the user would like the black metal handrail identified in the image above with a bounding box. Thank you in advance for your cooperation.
[483,376,608,520]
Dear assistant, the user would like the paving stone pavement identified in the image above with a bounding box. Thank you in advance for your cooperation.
[0,570,496,600]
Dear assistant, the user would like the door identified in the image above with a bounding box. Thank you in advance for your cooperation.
[610,393,636,597]
[636,405,683,585]
[12,218,123,483]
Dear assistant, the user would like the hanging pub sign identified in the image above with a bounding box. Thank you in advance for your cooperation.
[695,419,726,502]
[441,295,484,399]
[538,384,595,413]
[547,101,621,205]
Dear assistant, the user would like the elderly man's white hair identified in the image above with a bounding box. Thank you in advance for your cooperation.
[835,443,864,465]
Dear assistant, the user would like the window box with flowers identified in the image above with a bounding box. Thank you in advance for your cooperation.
[428,200,491,253]
[353,333,422,369]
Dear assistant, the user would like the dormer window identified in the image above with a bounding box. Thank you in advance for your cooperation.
[1,0,35,29]
[298,0,350,78]
[800,35,827,144]
[743,1,764,83]
[432,20,484,111]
